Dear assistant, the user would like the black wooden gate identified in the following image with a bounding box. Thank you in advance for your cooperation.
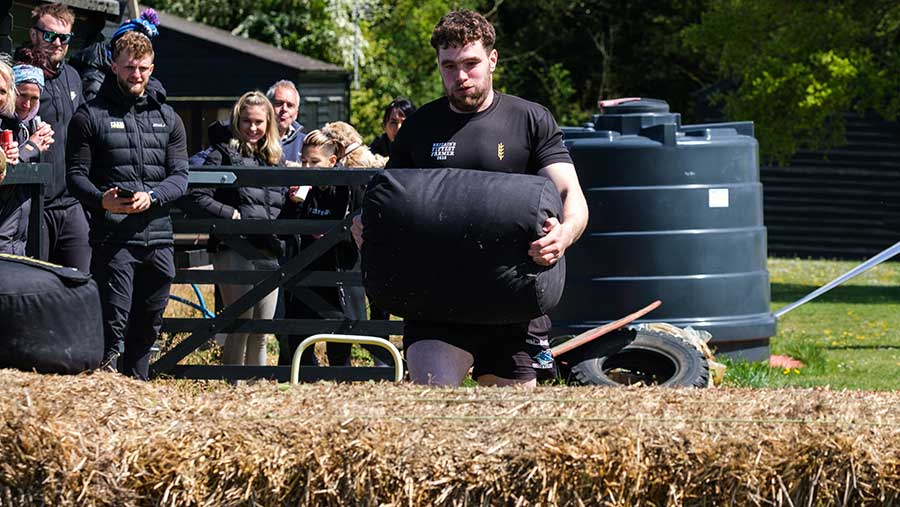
[153,166,403,381]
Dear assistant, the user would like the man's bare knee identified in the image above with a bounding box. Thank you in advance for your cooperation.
[406,340,473,386]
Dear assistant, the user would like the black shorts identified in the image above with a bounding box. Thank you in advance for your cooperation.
[403,315,554,380]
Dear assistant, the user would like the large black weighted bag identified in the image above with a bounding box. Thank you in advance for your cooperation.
[0,254,103,374]
[362,168,566,324]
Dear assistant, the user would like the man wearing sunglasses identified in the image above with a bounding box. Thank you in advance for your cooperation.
[25,3,89,272]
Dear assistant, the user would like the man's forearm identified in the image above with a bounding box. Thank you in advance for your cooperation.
[540,162,589,247]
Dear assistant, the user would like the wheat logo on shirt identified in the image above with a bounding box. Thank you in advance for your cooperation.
[497,142,505,160]
[431,142,456,161]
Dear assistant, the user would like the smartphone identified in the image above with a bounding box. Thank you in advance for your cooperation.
[117,188,135,198]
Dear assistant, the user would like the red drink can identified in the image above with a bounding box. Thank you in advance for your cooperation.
[0,130,12,149]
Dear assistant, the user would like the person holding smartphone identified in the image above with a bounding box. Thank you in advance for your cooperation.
[66,32,188,379]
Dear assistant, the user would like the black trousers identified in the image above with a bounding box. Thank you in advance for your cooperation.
[41,203,91,272]
[92,245,174,380]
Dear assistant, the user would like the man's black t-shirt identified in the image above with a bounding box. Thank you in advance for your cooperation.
[387,92,572,173]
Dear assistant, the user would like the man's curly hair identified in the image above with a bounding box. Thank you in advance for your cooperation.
[430,10,495,53]
[113,31,154,60]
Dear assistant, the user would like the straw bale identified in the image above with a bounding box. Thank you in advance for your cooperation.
[1,370,899,506]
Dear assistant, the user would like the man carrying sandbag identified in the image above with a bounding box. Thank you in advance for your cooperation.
[353,10,588,387]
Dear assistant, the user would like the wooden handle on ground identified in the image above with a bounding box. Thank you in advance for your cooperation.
[550,300,662,358]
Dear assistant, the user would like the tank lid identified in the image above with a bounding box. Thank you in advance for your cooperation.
[599,98,670,115]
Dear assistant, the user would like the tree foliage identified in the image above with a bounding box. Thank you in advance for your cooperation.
[488,0,710,127]
[683,0,900,162]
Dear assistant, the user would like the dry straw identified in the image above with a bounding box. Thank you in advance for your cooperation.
[1,369,899,506]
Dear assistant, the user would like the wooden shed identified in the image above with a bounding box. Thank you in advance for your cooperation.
[151,10,350,155]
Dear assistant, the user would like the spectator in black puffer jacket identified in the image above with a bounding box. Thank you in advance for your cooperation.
[191,91,287,366]
[66,32,189,380]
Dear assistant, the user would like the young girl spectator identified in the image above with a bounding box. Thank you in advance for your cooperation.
[278,129,366,367]
[191,91,286,366]
[324,121,397,366]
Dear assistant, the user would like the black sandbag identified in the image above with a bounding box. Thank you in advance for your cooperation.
[0,254,103,374]
[362,168,566,324]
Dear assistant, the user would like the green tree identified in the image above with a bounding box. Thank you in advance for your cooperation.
[682,1,900,162]
[488,0,710,127]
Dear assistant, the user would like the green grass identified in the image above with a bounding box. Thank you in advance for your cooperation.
[722,257,900,390]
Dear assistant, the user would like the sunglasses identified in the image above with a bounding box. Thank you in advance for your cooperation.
[33,27,74,45]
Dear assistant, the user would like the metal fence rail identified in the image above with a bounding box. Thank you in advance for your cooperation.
[155,167,404,381]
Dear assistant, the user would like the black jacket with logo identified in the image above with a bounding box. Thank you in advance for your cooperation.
[66,75,189,247]
[38,62,84,208]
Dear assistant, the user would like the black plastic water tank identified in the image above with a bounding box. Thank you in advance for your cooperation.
[554,98,775,360]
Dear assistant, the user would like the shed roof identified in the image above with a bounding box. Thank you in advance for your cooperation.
[152,9,345,74]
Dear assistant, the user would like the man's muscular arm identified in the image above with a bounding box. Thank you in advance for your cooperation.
[529,162,589,266]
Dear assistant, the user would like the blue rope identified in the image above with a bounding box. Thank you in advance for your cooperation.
[190,283,212,318]
[169,284,215,319]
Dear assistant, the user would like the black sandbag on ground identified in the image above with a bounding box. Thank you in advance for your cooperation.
[0,254,103,374]
[362,168,565,324]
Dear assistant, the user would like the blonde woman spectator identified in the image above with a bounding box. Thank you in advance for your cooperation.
[191,91,286,366]
[0,58,25,255]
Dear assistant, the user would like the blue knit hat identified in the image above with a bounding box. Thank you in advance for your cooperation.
[12,64,44,89]
[112,8,160,42]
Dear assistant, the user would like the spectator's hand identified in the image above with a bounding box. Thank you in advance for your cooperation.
[3,142,20,165]
[289,185,310,203]
[231,209,241,220]
[284,160,302,167]
[351,213,364,249]
[30,122,55,152]
[528,217,573,266]
[101,187,136,213]
[129,191,152,213]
